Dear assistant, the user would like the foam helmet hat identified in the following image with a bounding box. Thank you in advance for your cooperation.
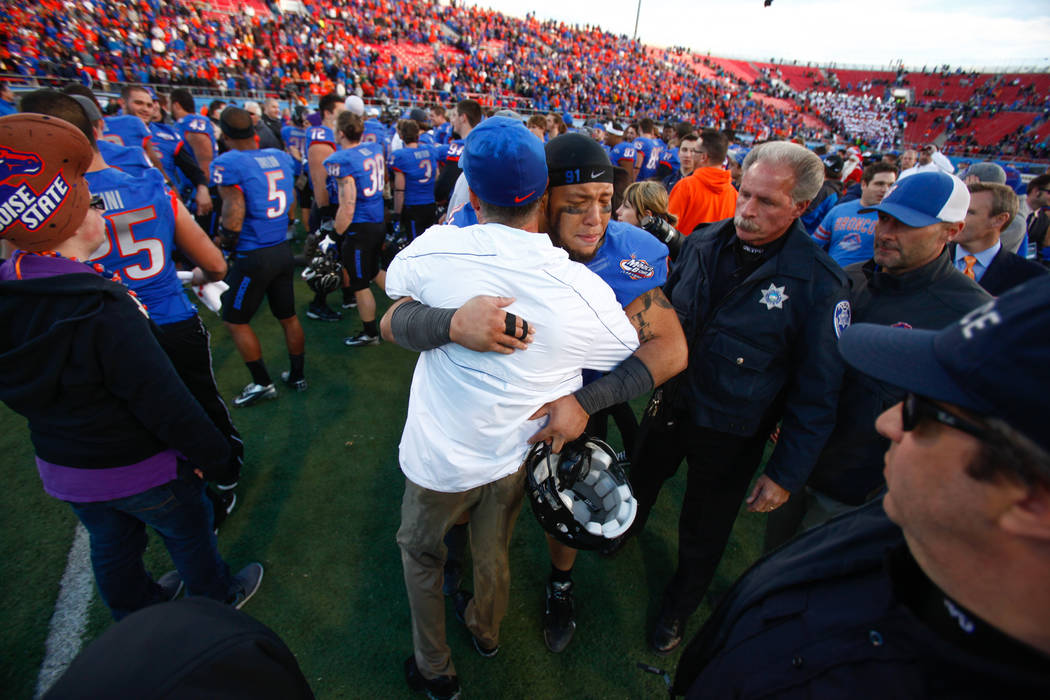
[860,171,969,228]
[460,116,547,208]
[0,113,93,252]
[839,276,1050,454]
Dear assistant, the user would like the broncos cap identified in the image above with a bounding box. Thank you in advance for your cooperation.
[461,116,547,208]
[0,113,93,252]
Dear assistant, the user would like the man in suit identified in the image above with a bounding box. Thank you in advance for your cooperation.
[1024,173,1050,264]
[952,182,1047,296]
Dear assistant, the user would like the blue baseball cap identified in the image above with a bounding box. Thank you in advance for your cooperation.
[461,116,547,208]
[860,171,969,227]
[839,276,1050,453]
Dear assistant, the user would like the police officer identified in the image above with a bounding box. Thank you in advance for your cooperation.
[628,141,851,654]
[673,278,1050,699]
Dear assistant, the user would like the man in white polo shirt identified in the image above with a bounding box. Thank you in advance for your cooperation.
[382,117,639,700]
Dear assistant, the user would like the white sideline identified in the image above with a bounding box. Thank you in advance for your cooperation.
[34,523,93,699]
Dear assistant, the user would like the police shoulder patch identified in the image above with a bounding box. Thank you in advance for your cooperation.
[833,299,851,338]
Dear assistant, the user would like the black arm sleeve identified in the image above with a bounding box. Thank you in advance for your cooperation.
[174,146,208,188]
[388,300,456,351]
[573,355,654,415]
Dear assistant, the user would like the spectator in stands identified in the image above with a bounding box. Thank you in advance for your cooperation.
[813,162,897,266]
[951,182,1048,295]
[663,133,699,193]
[667,129,735,235]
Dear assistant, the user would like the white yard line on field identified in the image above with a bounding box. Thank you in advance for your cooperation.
[34,523,93,699]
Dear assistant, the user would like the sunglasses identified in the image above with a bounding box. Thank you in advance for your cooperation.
[901,392,992,442]
[89,194,105,211]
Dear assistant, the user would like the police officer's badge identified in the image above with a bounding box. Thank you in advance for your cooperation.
[833,300,851,338]
[758,283,788,310]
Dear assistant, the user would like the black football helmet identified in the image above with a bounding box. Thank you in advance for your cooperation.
[301,253,342,294]
[525,436,637,551]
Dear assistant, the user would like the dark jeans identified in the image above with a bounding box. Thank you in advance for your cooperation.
[630,414,766,621]
[69,475,233,621]
[156,316,243,485]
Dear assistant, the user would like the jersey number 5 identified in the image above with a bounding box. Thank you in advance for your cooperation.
[264,169,288,218]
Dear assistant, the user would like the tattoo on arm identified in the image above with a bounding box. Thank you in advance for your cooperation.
[628,288,671,343]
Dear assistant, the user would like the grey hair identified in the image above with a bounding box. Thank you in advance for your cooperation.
[243,101,262,116]
[741,141,824,203]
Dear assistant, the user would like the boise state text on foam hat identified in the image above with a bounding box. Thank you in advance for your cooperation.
[861,171,969,228]
[0,113,94,252]
[460,116,547,208]
[839,276,1050,454]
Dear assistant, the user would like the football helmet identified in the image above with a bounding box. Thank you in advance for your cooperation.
[301,253,342,294]
[525,436,637,551]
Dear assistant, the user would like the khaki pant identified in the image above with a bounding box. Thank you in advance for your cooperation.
[396,466,526,680]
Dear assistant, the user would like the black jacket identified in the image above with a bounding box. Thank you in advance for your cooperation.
[949,242,1049,296]
[0,271,232,479]
[673,499,1050,699]
[665,218,850,493]
[806,250,991,504]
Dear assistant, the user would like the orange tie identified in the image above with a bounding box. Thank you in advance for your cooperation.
[962,255,977,280]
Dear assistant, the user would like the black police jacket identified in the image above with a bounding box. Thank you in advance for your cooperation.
[806,250,992,504]
[664,217,850,493]
[673,499,1050,699]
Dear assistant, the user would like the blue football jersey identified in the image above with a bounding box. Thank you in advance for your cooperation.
[609,141,637,169]
[446,199,478,227]
[85,167,196,325]
[585,219,669,308]
[97,140,152,178]
[362,119,388,146]
[101,115,151,150]
[632,137,666,180]
[444,139,465,165]
[323,145,386,224]
[210,149,296,251]
[305,125,338,192]
[175,114,217,161]
[391,145,439,206]
[281,125,306,157]
[433,121,453,145]
[149,122,196,204]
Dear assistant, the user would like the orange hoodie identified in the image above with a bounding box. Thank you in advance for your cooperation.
[668,167,737,235]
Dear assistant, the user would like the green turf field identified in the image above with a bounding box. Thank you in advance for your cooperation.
[0,273,772,699]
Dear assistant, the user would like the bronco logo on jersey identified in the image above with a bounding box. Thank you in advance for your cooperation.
[0,145,43,185]
[619,255,655,280]
[0,170,70,232]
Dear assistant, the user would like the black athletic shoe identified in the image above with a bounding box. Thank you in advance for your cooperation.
[343,330,381,346]
[157,570,184,601]
[404,655,461,700]
[543,580,577,653]
[650,611,684,655]
[280,371,308,392]
[452,589,499,658]
[227,563,264,610]
[233,382,276,407]
[306,303,341,322]
[341,298,357,309]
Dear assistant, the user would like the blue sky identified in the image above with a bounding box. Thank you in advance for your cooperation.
[467,0,1050,71]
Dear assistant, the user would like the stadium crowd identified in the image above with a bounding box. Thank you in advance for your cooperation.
[1,2,1050,699]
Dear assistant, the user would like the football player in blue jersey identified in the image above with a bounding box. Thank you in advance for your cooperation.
[434,99,481,210]
[21,89,245,520]
[304,92,346,322]
[606,123,639,182]
[170,88,220,234]
[432,133,687,653]
[323,111,388,347]
[390,119,439,242]
[61,86,155,178]
[632,117,667,181]
[429,104,452,145]
[211,108,305,406]
[102,85,168,177]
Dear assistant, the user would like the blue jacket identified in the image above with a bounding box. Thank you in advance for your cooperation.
[674,499,1050,699]
[664,217,850,493]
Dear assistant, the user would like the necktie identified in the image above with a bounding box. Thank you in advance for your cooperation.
[962,255,977,280]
